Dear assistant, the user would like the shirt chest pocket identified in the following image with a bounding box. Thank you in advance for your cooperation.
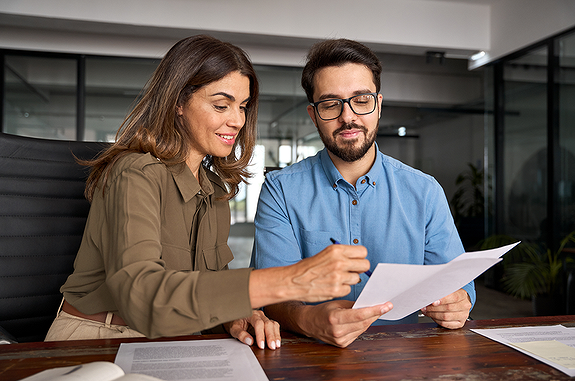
[161,243,193,270]
[161,243,234,272]
[199,244,234,271]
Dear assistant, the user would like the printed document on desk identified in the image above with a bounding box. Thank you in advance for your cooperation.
[353,242,519,320]
[471,324,575,376]
[115,338,268,381]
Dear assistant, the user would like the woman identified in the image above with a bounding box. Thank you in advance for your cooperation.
[45,35,369,349]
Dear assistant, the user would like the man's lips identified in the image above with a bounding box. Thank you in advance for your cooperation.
[337,130,363,139]
[333,123,367,139]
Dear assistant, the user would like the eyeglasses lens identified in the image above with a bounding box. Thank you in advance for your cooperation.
[317,94,376,120]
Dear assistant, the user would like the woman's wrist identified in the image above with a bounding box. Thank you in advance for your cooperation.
[249,267,298,309]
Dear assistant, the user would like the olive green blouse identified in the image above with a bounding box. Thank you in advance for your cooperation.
[61,153,252,338]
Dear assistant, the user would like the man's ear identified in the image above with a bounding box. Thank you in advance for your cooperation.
[306,105,318,127]
[377,94,383,117]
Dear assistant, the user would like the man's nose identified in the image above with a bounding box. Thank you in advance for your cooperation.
[338,102,357,123]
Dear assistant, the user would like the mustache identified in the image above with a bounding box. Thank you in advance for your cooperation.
[333,123,368,137]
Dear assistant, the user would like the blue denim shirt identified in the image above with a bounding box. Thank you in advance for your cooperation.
[251,145,475,324]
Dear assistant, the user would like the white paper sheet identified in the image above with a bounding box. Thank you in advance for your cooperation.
[471,325,575,376]
[114,338,268,381]
[352,242,519,320]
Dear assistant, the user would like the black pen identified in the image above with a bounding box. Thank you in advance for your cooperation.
[330,238,372,277]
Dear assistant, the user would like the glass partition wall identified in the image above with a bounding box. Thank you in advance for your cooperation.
[502,46,548,242]
[3,55,78,139]
[558,32,575,243]
[487,28,575,249]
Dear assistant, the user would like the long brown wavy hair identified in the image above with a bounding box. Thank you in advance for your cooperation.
[83,35,258,201]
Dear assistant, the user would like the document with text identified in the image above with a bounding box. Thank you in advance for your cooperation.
[471,325,575,376]
[114,338,268,381]
[353,242,519,320]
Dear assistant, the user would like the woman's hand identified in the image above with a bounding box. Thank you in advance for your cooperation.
[225,310,281,350]
[249,244,370,308]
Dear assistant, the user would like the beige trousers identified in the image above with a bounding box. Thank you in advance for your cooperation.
[44,301,146,341]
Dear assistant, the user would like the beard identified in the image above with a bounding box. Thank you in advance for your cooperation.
[318,122,377,162]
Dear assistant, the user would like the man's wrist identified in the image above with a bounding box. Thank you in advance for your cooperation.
[290,302,314,337]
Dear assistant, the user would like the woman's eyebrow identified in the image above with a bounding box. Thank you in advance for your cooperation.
[210,92,235,101]
[210,92,251,104]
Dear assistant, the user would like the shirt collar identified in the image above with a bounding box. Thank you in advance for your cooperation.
[319,142,383,189]
[364,142,383,187]
[171,163,214,203]
[319,148,343,188]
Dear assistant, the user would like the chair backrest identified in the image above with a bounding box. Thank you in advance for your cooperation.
[0,132,108,342]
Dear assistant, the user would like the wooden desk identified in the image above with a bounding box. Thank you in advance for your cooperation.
[1,315,574,380]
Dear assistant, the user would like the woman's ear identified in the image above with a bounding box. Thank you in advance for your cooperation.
[176,105,183,116]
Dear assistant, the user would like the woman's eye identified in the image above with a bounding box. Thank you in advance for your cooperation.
[214,105,228,111]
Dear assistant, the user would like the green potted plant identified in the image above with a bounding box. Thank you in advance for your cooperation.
[451,163,491,250]
[502,230,575,315]
[479,234,527,291]
[452,163,485,223]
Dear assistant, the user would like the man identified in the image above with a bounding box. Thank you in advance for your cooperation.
[251,39,475,348]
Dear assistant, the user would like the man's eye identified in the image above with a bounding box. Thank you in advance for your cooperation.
[320,101,340,110]
[353,96,370,105]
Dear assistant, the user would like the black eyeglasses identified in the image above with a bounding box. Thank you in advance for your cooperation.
[310,93,379,121]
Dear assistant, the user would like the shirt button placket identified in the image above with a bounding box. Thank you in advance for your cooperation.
[350,195,360,245]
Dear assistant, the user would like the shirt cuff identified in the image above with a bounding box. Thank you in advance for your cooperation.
[195,268,253,329]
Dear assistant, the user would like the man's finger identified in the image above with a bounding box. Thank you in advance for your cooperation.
[353,302,393,320]
[331,302,393,325]
[331,244,368,259]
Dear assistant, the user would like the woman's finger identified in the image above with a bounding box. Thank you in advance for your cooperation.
[265,319,281,349]
[249,310,281,350]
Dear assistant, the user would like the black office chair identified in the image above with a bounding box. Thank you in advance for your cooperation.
[0,132,108,342]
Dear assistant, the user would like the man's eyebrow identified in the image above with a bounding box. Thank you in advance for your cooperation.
[210,92,251,103]
[317,89,374,101]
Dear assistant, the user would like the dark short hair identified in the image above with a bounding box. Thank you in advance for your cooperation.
[301,39,382,103]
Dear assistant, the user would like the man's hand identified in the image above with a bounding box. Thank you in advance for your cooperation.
[297,300,393,348]
[420,289,471,329]
[224,310,281,350]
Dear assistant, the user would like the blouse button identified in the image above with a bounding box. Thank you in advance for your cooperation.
[372,181,376,186]
[352,200,358,206]
[361,179,366,184]
[353,238,359,244]
[332,183,337,189]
